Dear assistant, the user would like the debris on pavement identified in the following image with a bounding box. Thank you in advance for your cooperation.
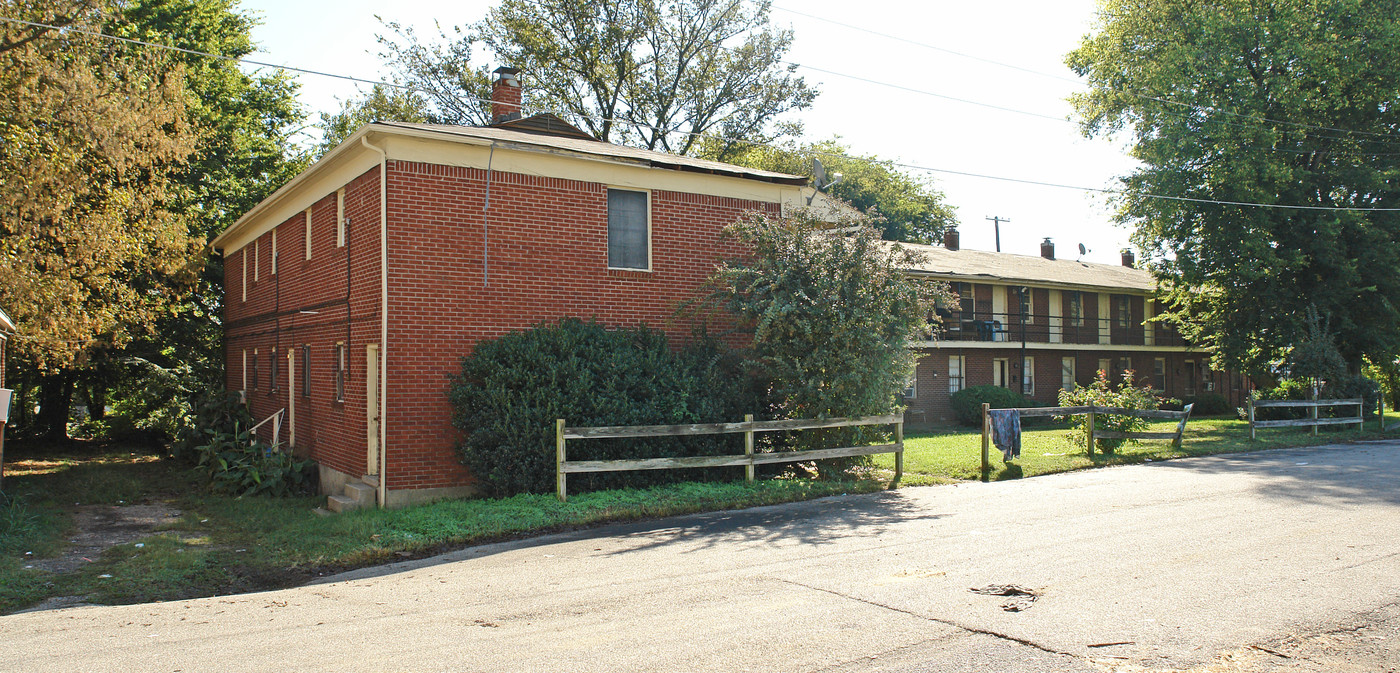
[969,584,1040,612]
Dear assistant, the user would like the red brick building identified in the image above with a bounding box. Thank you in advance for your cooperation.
[901,232,1251,422]
[211,70,833,508]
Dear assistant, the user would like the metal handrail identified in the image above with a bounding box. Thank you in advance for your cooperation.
[250,408,286,451]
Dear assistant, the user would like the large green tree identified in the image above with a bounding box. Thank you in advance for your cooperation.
[376,0,817,158]
[718,138,958,244]
[1068,0,1400,374]
[315,84,431,158]
[0,1,201,437]
[2,0,308,440]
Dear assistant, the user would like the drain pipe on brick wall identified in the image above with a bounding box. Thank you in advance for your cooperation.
[362,135,389,508]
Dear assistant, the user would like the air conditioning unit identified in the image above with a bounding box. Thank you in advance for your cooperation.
[1204,381,1215,392]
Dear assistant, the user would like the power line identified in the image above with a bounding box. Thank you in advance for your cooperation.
[3,14,1398,213]
[767,1,1400,143]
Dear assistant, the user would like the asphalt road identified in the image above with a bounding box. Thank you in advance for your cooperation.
[4,442,1400,672]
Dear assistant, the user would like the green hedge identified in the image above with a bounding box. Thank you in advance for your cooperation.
[948,386,1031,427]
[448,318,761,496]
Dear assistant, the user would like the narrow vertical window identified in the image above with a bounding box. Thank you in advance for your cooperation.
[302,344,311,398]
[607,188,649,270]
[336,189,346,247]
[241,249,247,302]
[1153,357,1166,391]
[335,343,346,402]
[255,238,260,281]
[305,209,313,260]
[270,348,279,392]
[1098,358,1111,378]
[1022,356,1035,396]
[1116,295,1130,327]
[1068,291,1083,326]
[948,355,965,394]
[251,348,260,389]
[270,229,278,275]
[1184,359,1197,396]
[241,348,247,391]
[1118,356,1133,381]
[1061,357,1076,391]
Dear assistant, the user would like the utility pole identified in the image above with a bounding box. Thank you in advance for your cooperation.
[986,215,1010,252]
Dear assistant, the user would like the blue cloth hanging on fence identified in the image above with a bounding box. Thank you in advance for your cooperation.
[988,409,1021,461]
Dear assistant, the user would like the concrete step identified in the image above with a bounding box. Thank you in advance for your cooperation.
[326,494,359,514]
[343,482,376,506]
[361,474,379,487]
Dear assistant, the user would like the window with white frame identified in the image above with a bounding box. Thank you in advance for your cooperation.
[1068,291,1083,326]
[336,189,346,248]
[1184,359,1197,395]
[1061,356,1076,391]
[948,355,965,394]
[251,348,260,389]
[305,209,313,260]
[903,372,917,399]
[1022,356,1035,396]
[1153,357,1166,391]
[607,188,649,270]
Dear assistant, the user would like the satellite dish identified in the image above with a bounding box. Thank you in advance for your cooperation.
[806,158,845,205]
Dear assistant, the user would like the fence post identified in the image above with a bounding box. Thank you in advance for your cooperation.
[744,413,755,483]
[556,418,567,502]
[980,403,990,478]
[894,418,904,486]
[1380,393,1386,432]
[1248,397,1256,441]
[1309,401,1319,437]
[1172,403,1193,450]
[1085,407,1096,457]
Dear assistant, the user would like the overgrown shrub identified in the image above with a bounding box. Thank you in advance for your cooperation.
[1325,375,1381,415]
[190,424,312,497]
[1057,370,1170,454]
[171,387,253,461]
[449,318,761,496]
[949,386,1031,427]
[1180,393,1231,416]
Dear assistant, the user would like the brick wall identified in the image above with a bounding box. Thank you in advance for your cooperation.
[224,167,383,481]
[381,160,774,491]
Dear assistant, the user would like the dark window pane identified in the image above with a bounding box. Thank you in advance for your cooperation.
[607,189,649,269]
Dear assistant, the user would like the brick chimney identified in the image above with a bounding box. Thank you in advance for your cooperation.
[1040,237,1055,260]
[491,66,522,123]
[943,228,960,251]
[1121,248,1136,267]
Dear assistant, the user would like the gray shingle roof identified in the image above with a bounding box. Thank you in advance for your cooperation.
[896,241,1157,293]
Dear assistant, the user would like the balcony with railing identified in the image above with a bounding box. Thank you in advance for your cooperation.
[926,310,1190,348]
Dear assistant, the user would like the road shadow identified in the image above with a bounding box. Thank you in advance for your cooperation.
[602,490,942,556]
[1148,441,1400,508]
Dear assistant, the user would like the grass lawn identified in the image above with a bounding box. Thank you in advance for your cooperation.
[0,442,884,614]
[1,411,1393,613]
[877,412,1399,485]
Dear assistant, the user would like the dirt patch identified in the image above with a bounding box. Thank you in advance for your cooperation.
[27,503,182,574]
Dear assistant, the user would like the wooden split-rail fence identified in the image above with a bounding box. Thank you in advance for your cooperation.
[979,403,1195,474]
[1246,398,1367,439]
[555,414,903,502]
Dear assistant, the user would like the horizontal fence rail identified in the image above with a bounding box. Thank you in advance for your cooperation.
[555,414,902,502]
[979,403,1194,474]
[1247,398,1365,439]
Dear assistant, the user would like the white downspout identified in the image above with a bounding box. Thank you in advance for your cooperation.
[362,135,389,508]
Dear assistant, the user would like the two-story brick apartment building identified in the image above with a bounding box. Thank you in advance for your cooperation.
[211,68,843,508]
[901,232,1251,422]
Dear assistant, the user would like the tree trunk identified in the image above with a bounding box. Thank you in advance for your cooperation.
[85,381,107,421]
[37,370,74,442]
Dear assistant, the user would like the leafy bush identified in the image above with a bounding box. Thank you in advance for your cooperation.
[949,386,1031,427]
[1325,375,1381,415]
[449,318,761,496]
[1057,370,1171,454]
[1181,393,1231,416]
[171,387,253,461]
[190,424,312,497]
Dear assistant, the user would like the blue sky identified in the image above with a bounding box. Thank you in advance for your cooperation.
[238,0,1138,264]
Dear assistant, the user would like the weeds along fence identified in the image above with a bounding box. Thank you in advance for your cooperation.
[555,414,903,502]
[979,403,1194,474]
[1246,398,1365,439]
